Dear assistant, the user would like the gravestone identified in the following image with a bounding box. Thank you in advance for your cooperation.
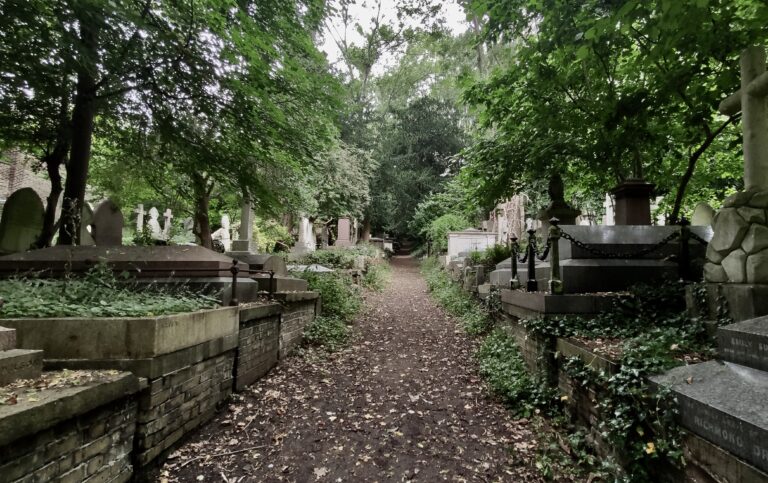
[292,216,315,254]
[231,200,255,253]
[163,208,173,238]
[91,199,123,246]
[691,202,716,226]
[334,217,353,247]
[135,204,146,233]
[653,46,768,478]
[0,188,44,254]
[79,203,95,246]
[602,194,615,225]
[147,207,163,240]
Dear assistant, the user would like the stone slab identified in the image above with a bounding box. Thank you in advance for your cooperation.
[718,316,768,371]
[558,225,712,260]
[2,307,238,360]
[251,274,308,293]
[500,289,619,318]
[0,245,250,278]
[239,302,283,322]
[651,361,768,472]
[43,333,238,379]
[683,430,768,483]
[559,258,678,294]
[0,326,16,351]
[0,371,140,447]
[228,253,288,276]
[0,349,42,385]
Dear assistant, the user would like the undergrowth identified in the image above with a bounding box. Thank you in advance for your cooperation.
[303,316,350,352]
[421,257,493,335]
[0,265,218,318]
[362,262,391,292]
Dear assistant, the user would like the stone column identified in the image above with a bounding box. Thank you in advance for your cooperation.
[231,200,255,253]
[741,46,768,190]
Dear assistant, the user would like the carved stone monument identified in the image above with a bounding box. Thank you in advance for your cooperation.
[91,199,124,246]
[610,179,655,225]
[537,174,580,227]
[334,217,353,247]
[231,200,255,253]
[0,188,44,254]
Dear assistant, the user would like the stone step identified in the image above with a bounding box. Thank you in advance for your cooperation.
[651,360,768,472]
[0,349,43,386]
[718,316,768,371]
[0,326,16,351]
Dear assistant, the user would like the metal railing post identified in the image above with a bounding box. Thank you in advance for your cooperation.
[526,228,538,292]
[229,259,240,306]
[510,236,520,289]
[548,217,563,295]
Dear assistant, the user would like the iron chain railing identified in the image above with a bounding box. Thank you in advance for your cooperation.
[509,217,705,294]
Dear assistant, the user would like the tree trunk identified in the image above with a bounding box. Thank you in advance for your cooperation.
[361,217,371,241]
[58,18,98,245]
[35,90,70,248]
[192,173,213,249]
[669,117,735,223]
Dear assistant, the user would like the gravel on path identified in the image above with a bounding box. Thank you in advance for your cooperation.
[159,255,544,482]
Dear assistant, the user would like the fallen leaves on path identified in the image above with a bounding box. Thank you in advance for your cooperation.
[158,256,544,482]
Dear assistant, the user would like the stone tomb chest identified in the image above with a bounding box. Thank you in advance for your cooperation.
[447,229,497,258]
[0,245,261,304]
[227,252,308,292]
[488,225,713,294]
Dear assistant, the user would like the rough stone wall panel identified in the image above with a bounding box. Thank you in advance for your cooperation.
[279,300,317,358]
[235,315,280,391]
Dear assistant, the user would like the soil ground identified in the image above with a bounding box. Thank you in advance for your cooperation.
[158,255,544,482]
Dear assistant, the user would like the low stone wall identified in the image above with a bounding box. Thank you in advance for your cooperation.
[495,314,556,385]
[275,293,319,358]
[0,372,140,483]
[236,304,281,391]
[135,348,235,467]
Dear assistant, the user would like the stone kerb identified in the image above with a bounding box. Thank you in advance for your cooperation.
[705,188,768,283]
[0,371,140,482]
[2,306,239,361]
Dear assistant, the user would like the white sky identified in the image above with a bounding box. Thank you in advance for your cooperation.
[320,0,469,77]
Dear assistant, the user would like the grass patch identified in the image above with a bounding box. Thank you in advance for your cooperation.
[362,262,391,291]
[0,266,218,318]
[303,316,350,352]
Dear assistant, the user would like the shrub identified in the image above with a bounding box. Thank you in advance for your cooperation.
[362,262,391,291]
[297,272,361,321]
[426,214,471,253]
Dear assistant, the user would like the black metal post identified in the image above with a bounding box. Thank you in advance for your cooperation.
[510,236,520,289]
[526,228,538,292]
[229,259,240,306]
[268,270,275,300]
[679,217,691,280]
[548,218,563,295]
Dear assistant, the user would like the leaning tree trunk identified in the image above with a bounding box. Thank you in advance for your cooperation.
[361,217,371,242]
[58,19,98,245]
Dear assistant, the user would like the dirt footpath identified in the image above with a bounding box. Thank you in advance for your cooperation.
[159,255,543,482]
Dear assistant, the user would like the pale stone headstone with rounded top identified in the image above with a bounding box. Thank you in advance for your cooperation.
[91,199,124,246]
[691,202,715,226]
[0,188,44,253]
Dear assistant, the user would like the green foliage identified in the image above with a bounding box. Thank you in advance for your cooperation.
[0,266,218,318]
[476,330,557,417]
[362,263,391,292]
[421,257,493,336]
[425,214,471,253]
[303,316,350,352]
[296,246,382,270]
[297,272,361,322]
[253,217,293,253]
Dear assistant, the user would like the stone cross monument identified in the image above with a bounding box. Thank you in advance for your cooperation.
[705,46,768,284]
[162,208,173,238]
[135,204,145,233]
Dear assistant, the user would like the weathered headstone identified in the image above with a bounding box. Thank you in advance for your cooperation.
[602,194,615,225]
[0,188,44,253]
[147,207,163,239]
[91,199,124,246]
[163,208,173,238]
[231,200,255,252]
[691,202,716,226]
[292,216,315,254]
[135,204,146,233]
[212,215,232,252]
[334,217,353,247]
